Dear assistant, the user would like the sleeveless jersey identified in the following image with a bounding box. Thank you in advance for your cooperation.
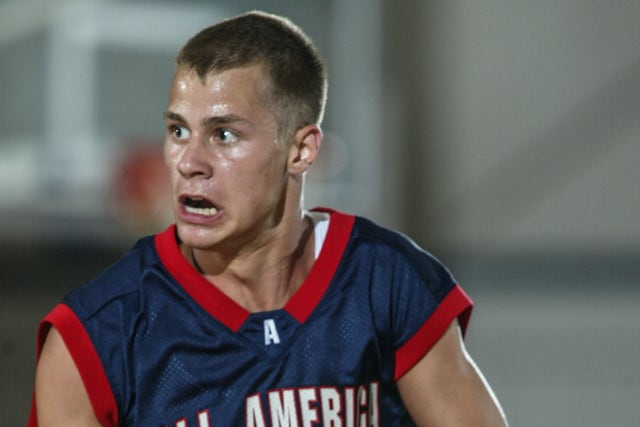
[29,209,472,426]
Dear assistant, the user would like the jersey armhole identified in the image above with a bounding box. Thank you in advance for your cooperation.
[393,285,473,380]
[31,304,119,427]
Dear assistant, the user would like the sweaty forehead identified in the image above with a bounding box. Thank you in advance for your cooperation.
[171,66,271,105]
[166,66,281,135]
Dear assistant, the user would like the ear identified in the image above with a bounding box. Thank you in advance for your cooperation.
[288,124,322,174]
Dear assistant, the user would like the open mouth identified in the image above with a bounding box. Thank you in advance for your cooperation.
[182,196,219,216]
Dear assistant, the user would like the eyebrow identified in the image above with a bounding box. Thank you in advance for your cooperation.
[203,114,252,128]
[163,111,185,123]
[163,111,252,128]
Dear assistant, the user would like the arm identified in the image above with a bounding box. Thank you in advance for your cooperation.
[34,326,101,426]
[397,320,508,426]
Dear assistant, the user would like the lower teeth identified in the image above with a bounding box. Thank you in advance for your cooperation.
[185,205,218,216]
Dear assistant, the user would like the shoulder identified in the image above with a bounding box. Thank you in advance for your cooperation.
[344,212,457,299]
[35,228,175,424]
[324,209,472,343]
[62,230,164,320]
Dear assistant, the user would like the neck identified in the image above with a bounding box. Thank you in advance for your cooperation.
[189,210,315,312]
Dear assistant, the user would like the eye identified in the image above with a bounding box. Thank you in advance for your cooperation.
[170,125,191,141]
[214,128,239,145]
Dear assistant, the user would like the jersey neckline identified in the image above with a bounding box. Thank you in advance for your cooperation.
[154,208,355,332]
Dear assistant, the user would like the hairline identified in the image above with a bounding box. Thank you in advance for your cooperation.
[176,61,305,142]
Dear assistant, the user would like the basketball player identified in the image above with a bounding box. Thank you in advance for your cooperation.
[29,11,508,426]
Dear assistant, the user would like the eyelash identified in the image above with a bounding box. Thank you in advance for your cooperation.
[213,128,239,144]
[167,124,240,145]
[170,124,190,140]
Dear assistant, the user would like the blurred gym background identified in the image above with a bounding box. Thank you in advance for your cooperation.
[1,0,638,425]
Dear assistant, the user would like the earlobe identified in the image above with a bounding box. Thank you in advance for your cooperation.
[289,124,322,174]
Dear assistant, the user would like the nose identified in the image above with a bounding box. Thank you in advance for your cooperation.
[177,139,213,179]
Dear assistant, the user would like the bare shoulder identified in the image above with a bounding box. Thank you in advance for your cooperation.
[397,320,509,426]
[35,326,101,426]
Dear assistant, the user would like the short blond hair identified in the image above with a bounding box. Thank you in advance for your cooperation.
[176,11,328,140]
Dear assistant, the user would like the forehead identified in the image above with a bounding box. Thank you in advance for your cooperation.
[168,65,272,118]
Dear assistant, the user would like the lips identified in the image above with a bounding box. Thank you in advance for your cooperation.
[180,195,219,217]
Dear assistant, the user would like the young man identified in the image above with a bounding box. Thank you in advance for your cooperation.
[30,11,508,426]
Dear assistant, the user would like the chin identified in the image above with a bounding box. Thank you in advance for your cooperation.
[175,222,220,248]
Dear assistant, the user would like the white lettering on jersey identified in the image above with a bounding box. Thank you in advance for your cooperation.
[344,387,355,427]
[320,387,342,427]
[269,389,299,427]
[169,384,379,426]
[264,318,281,345]
[197,410,211,427]
[172,409,211,427]
[243,382,379,427]
[368,383,379,427]
[246,393,267,427]
[357,385,368,427]
[299,387,319,427]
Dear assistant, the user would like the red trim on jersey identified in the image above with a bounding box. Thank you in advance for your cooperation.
[285,209,355,323]
[155,225,250,332]
[393,285,473,380]
[155,209,355,331]
[28,304,118,427]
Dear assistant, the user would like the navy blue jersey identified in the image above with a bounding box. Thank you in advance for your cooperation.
[29,209,472,426]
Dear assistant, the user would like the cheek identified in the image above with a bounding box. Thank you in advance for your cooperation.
[163,143,183,185]
[255,150,287,182]
[229,142,286,177]
[235,154,287,198]
[163,141,176,167]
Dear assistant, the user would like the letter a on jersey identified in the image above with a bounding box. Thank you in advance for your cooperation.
[263,319,281,345]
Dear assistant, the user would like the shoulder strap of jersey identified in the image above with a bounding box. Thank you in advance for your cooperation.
[28,304,118,427]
